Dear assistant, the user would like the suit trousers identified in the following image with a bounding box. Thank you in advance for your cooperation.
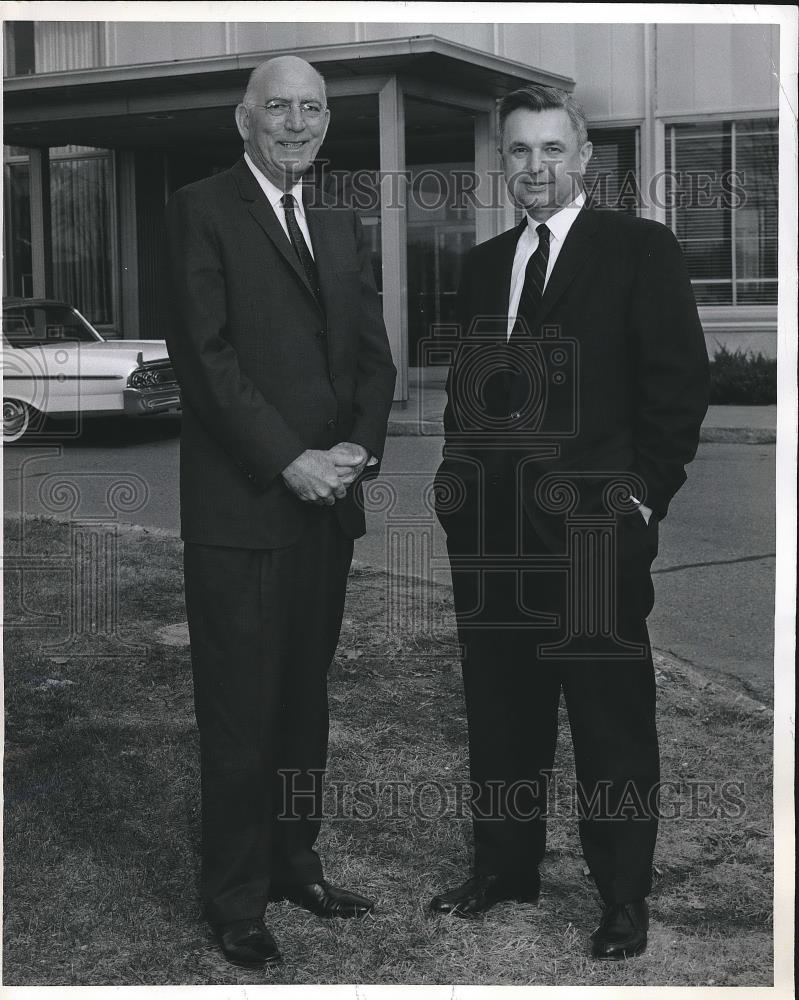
[445,477,660,905]
[184,508,353,926]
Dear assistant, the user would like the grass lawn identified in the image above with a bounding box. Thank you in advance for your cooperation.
[2,516,773,986]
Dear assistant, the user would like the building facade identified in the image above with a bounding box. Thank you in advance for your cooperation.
[3,20,780,399]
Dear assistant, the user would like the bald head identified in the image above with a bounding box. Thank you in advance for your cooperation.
[235,54,330,190]
[243,56,327,107]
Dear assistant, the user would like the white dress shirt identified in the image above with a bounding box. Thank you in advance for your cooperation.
[243,152,315,258]
[506,191,585,341]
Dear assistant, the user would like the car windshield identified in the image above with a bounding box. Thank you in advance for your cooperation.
[2,304,103,348]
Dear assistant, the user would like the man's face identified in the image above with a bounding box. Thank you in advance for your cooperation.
[235,60,330,190]
[500,108,592,221]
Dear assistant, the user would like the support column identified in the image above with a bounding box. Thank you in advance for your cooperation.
[642,23,666,224]
[28,147,53,298]
[378,75,408,402]
[117,150,139,340]
[475,101,511,243]
[489,104,518,235]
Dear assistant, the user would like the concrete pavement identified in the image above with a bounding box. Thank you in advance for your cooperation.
[386,386,777,444]
[2,403,778,699]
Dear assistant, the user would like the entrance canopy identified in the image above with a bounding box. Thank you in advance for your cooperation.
[4,35,573,150]
[4,35,573,400]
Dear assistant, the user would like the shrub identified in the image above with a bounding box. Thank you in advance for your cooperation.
[709,345,777,404]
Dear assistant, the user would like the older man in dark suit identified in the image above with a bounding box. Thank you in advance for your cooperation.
[164,55,396,968]
[429,85,709,960]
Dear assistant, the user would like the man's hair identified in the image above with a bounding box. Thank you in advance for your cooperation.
[498,85,589,147]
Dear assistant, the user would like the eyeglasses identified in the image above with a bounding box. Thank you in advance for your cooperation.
[248,100,327,121]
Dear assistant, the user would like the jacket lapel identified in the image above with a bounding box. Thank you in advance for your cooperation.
[231,158,321,310]
[469,222,525,333]
[537,207,600,324]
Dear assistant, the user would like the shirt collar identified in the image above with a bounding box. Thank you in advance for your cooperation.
[525,191,585,243]
[243,152,306,218]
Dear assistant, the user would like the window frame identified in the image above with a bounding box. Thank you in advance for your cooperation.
[584,122,642,216]
[663,112,778,309]
[2,145,120,335]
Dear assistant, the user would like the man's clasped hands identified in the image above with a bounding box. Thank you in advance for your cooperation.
[281,442,376,505]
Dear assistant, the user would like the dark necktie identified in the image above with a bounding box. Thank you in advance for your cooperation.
[281,193,320,300]
[513,222,551,338]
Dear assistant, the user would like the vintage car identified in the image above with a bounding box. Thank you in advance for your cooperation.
[2,297,181,442]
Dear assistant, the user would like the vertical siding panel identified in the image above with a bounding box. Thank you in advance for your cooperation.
[500,23,542,68]
[538,24,576,80]
[225,23,270,53]
[693,25,734,110]
[609,24,645,119]
[770,25,781,105]
[730,25,780,108]
[657,24,778,114]
[257,23,359,48]
[574,24,612,118]
[656,24,696,114]
[361,23,494,49]
[114,23,228,64]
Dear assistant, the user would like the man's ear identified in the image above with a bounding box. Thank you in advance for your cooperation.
[319,108,331,145]
[234,104,250,142]
[580,140,593,173]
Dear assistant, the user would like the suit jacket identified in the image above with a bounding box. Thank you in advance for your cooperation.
[437,208,709,541]
[164,157,397,548]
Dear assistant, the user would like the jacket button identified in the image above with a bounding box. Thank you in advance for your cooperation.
[509,410,521,420]
[327,418,337,429]
[317,329,327,339]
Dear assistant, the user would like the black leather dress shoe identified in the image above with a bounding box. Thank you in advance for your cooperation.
[591,899,649,960]
[215,918,282,968]
[271,880,375,918]
[429,872,541,918]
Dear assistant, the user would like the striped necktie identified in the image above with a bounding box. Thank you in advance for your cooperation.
[513,222,551,338]
[281,193,321,300]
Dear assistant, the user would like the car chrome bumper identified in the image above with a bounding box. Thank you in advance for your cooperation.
[123,387,182,415]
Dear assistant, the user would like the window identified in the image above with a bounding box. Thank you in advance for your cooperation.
[2,21,103,74]
[3,146,118,330]
[405,96,477,366]
[585,127,639,215]
[666,119,777,306]
[3,22,36,76]
[2,151,32,298]
[2,304,102,348]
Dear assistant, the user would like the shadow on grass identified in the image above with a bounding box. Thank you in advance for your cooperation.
[2,516,774,986]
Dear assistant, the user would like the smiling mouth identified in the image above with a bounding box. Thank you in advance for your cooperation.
[279,140,308,151]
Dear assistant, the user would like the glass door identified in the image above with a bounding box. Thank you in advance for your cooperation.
[404,96,477,367]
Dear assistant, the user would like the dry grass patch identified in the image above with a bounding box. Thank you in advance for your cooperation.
[3,515,773,986]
